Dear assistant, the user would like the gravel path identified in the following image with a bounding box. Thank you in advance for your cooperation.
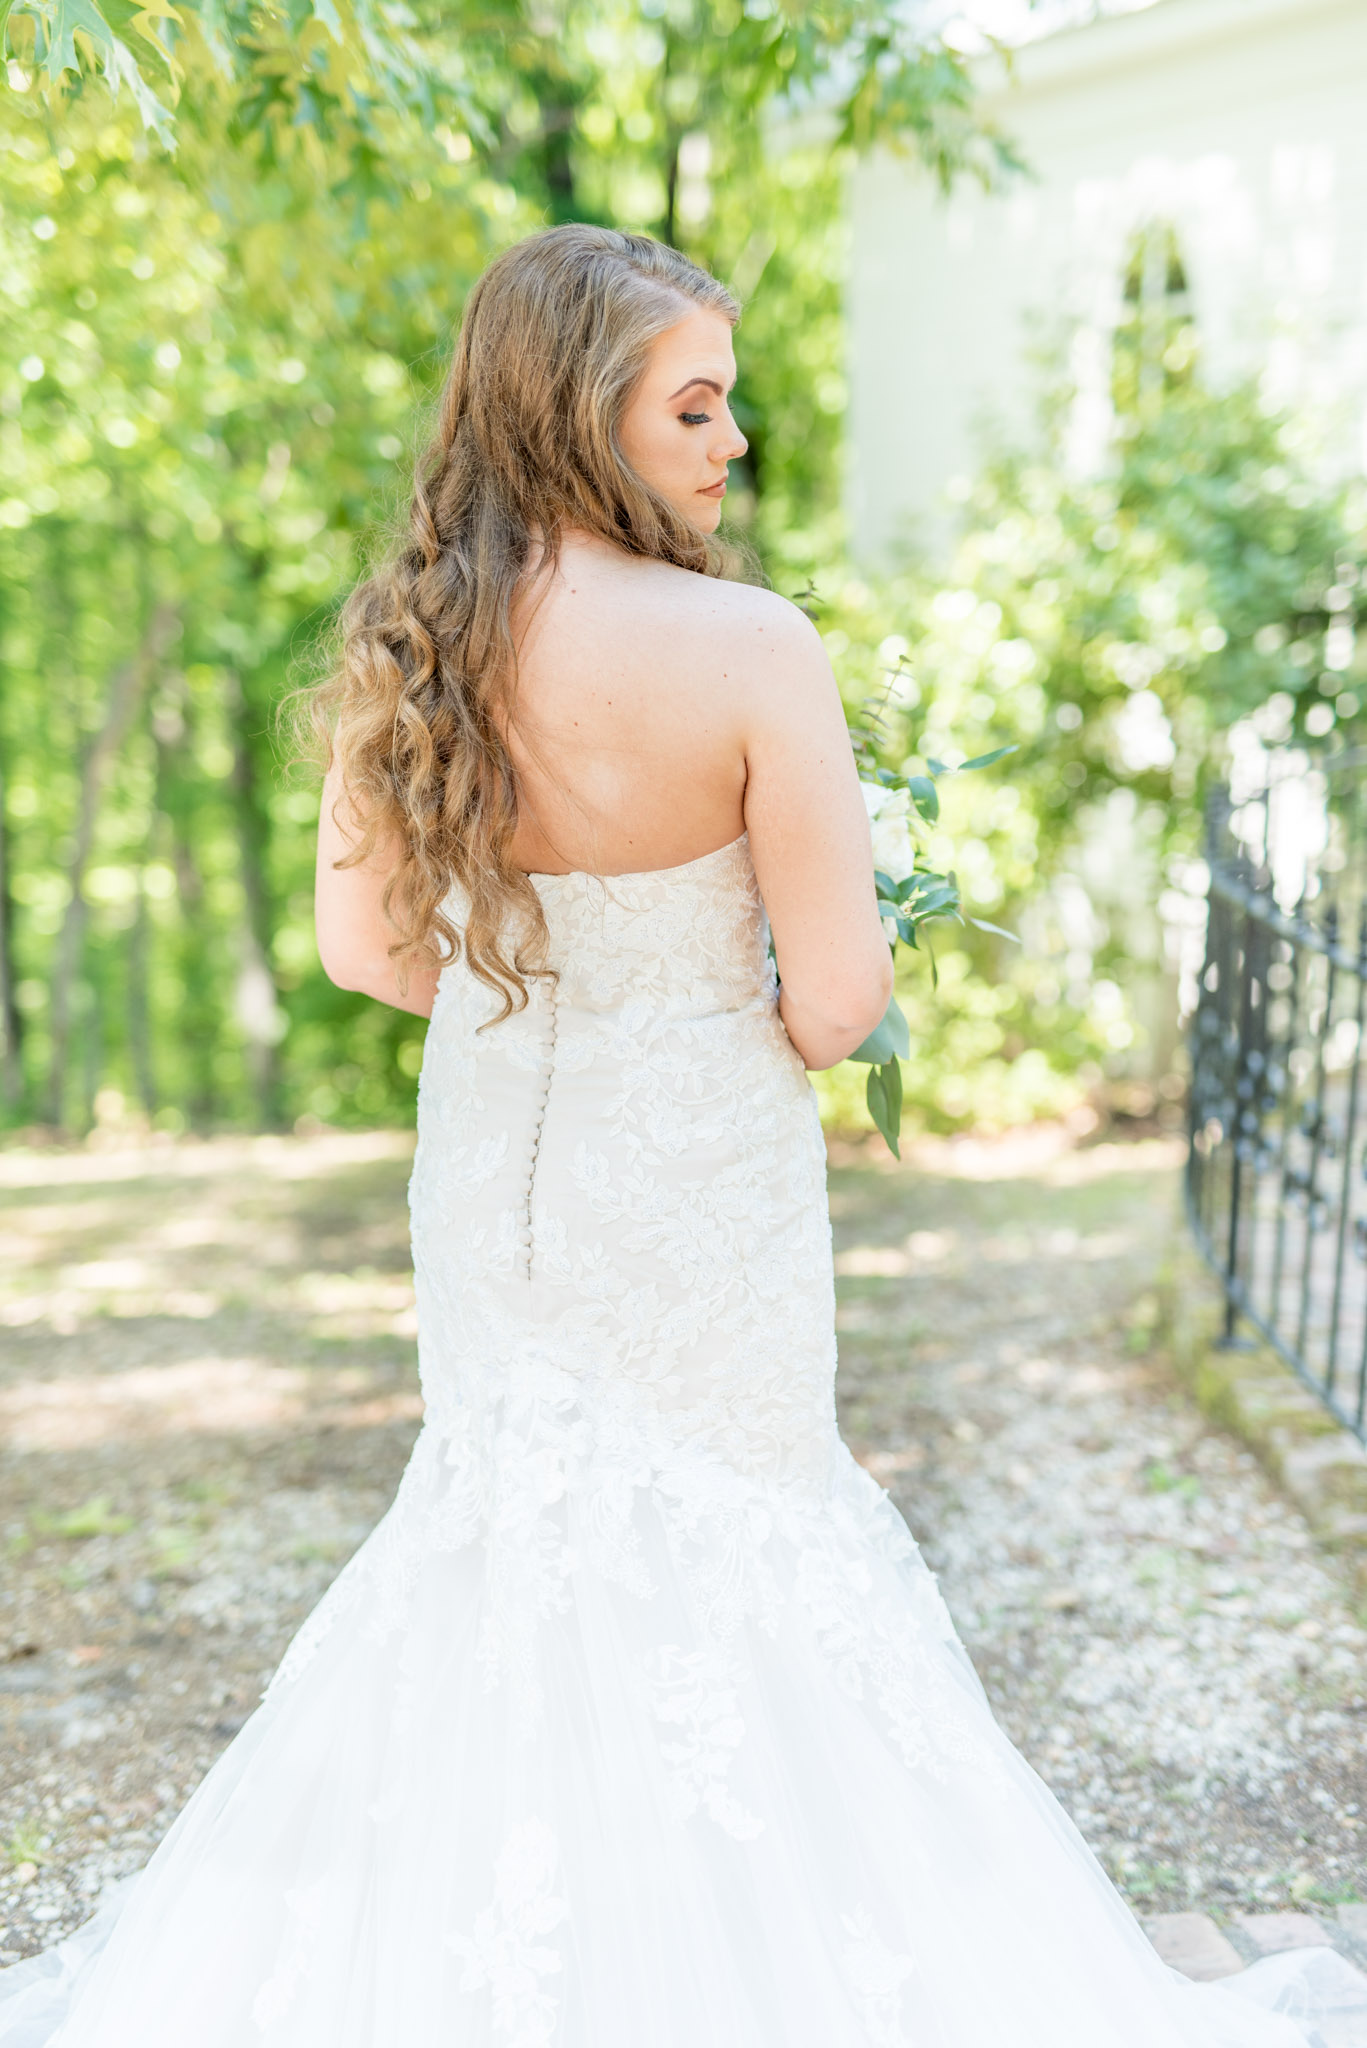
[1,1125,1364,1967]
[830,1126,1367,1924]
[0,1132,421,1962]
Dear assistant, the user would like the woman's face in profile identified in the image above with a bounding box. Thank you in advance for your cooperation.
[617,305,748,533]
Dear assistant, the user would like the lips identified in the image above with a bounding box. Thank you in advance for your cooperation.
[700,479,727,498]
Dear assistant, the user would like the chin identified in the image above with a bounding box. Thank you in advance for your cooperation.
[691,497,724,533]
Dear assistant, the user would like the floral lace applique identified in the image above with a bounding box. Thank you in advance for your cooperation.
[250,1877,330,2032]
[267,838,1003,1826]
[840,1904,917,2048]
[644,1644,764,1841]
[792,1464,1006,1791]
[447,1819,568,2048]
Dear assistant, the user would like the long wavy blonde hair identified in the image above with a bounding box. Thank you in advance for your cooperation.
[310,225,740,1020]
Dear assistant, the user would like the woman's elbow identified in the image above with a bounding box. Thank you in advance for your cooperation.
[781,956,896,1071]
[316,929,369,996]
[843,949,895,1040]
[870,947,895,1017]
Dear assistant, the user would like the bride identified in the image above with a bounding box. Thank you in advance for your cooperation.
[3,223,1365,2047]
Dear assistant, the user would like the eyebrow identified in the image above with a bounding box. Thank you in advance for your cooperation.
[666,375,733,400]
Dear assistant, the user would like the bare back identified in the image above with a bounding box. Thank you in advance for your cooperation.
[502,534,751,878]
[317,527,892,1069]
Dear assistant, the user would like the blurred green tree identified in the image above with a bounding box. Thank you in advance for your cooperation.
[0,2,1008,1131]
[808,352,1367,1134]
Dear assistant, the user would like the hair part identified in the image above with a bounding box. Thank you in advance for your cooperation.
[305,225,740,1022]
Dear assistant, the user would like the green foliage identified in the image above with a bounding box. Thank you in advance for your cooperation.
[0,6,997,1134]
[4,0,469,149]
[13,13,1361,1147]
[810,356,1367,1138]
[843,718,1019,1155]
[0,80,522,1128]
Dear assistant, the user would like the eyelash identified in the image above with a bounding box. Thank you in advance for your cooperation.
[679,411,712,426]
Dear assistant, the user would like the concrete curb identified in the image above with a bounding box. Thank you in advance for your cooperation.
[1158,1214,1367,1613]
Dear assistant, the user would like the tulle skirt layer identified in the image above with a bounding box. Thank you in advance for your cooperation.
[1,1429,1364,2048]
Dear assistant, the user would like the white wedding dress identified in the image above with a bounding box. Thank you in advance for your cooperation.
[4,831,1367,2047]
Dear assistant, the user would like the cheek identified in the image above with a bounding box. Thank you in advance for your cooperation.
[625,420,695,495]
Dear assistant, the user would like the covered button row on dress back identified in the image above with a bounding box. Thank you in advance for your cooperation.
[519,986,558,1279]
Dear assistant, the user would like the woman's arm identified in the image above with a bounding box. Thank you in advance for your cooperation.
[738,597,893,1071]
[314,756,442,1019]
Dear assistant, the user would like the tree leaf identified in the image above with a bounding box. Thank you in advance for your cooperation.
[101,0,179,27]
[968,916,1019,941]
[26,0,177,137]
[39,0,121,79]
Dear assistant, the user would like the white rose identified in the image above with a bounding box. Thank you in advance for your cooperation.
[860,780,916,884]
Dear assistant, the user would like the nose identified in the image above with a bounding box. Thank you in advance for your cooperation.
[718,411,747,461]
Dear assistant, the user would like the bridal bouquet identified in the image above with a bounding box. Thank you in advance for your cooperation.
[786,586,1016,1159]
[849,751,1014,1158]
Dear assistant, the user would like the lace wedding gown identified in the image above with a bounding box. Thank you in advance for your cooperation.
[4,832,1367,2048]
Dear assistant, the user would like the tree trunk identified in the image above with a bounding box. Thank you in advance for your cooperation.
[660,20,681,249]
[126,876,157,1118]
[664,133,680,249]
[533,71,580,223]
[46,605,179,1128]
[0,740,24,1108]
[152,701,215,1128]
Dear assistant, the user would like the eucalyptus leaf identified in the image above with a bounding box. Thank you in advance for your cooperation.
[847,992,910,1065]
[958,744,1018,772]
[866,1057,903,1159]
[905,774,938,821]
[907,885,959,920]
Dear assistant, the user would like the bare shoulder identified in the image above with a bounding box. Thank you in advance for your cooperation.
[630,562,829,681]
[532,545,833,754]
[694,576,836,727]
[645,561,817,636]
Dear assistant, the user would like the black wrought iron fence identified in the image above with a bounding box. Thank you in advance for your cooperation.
[1186,752,1367,1442]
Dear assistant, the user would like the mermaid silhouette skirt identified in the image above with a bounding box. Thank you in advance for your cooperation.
[3,837,1365,2047]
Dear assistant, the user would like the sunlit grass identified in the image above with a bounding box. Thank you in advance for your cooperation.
[4,1821,46,1869]
[29,1496,133,1539]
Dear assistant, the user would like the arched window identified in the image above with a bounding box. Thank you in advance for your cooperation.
[1112,220,1197,424]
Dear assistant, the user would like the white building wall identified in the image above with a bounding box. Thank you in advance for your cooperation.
[847,0,1367,564]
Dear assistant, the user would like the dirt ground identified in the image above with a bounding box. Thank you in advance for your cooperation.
[1,1124,1364,1961]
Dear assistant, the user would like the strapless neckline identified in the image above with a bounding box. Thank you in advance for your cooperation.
[523,829,748,887]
